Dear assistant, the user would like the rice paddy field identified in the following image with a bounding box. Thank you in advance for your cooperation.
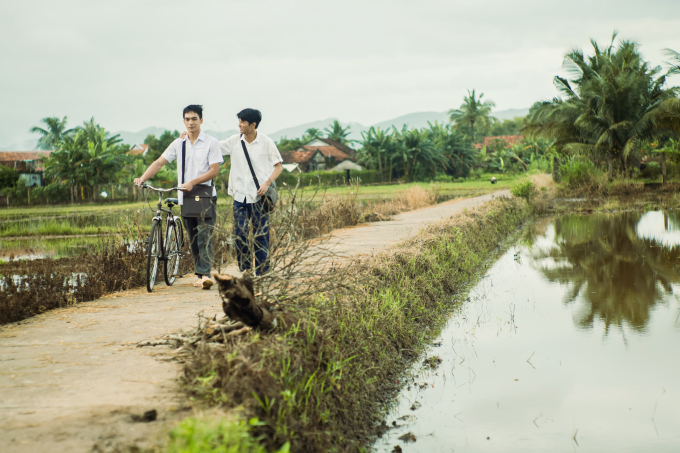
[0,176,517,260]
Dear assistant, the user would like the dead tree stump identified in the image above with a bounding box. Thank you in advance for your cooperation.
[212,273,277,329]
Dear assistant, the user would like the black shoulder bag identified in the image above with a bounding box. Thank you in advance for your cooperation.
[180,140,215,219]
[240,137,278,213]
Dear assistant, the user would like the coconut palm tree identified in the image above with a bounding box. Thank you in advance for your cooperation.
[302,128,322,142]
[448,90,497,143]
[30,116,75,150]
[324,120,353,145]
[44,124,131,201]
[525,33,680,175]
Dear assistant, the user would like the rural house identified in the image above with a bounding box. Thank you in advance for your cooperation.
[128,144,149,157]
[0,151,51,187]
[280,138,359,172]
[473,135,524,150]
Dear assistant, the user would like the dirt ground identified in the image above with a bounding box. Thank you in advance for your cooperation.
[0,190,510,453]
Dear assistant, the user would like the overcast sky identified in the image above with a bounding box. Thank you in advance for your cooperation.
[3,0,680,146]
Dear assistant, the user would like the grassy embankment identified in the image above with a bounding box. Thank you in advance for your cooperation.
[168,196,531,452]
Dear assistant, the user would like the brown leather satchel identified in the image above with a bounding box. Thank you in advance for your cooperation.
[180,140,215,219]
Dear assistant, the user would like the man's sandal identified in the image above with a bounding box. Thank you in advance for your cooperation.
[201,276,213,290]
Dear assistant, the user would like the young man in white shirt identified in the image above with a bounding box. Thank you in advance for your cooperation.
[134,105,223,289]
[220,108,283,275]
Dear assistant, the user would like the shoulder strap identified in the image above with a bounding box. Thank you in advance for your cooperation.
[181,140,186,184]
[240,134,260,190]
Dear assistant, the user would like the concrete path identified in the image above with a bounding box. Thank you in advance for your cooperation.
[0,190,510,452]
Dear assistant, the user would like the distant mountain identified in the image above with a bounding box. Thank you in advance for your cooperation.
[372,111,449,132]
[0,138,39,151]
[266,118,367,142]
[112,127,169,145]
[493,108,529,120]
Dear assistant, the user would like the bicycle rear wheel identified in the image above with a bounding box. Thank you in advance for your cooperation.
[146,220,161,292]
[164,222,181,286]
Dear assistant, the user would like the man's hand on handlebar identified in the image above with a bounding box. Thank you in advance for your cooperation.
[133,178,145,186]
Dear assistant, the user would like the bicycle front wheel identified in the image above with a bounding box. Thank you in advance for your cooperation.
[146,220,161,292]
[164,222,181,286]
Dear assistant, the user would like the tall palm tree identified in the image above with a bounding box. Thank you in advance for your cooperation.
[448,90,497,143]
[525,33,680,175]
[324,120,353,145]
[78,117,123,146]
[303,128,322,141]
[30,116,75,150]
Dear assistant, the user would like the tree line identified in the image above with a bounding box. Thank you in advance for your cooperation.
[6,31,675,204]
[524,32,680,181]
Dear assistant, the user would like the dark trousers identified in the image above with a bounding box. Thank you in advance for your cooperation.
[233,199,270,275]
[182,198,216,276]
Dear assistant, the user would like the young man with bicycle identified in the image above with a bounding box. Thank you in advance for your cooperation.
[134,105,223,289]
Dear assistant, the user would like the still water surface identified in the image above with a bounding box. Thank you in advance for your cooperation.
[376,211,680,452]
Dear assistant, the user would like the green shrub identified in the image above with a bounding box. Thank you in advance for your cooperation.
[640,161,662,180]
[166,417,289,453]
[470,168,484,180]
[510,178,536,201]
[433,172,454,182]
[559,157,600,187]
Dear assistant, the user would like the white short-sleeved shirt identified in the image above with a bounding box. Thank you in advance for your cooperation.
[161,131,223,205]
[220,132,283,203]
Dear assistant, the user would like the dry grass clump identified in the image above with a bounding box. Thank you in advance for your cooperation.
[0,238,147,325]
[1,220,193,325]
[360,185,440,221]
[298,193,360,238]
[527,173,557,213]
[177,196,530,452]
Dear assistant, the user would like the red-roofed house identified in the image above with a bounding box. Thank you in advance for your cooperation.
[280,139,358,172]
[0,151,51,186]
[128,144,149,157]
[473,135,524,150]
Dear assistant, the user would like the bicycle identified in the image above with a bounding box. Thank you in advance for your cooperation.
[141,183,187,292]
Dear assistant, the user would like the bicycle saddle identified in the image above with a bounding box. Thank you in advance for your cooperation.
[164,198,179,205]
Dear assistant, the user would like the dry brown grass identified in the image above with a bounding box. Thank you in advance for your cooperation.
[360,185,440,221]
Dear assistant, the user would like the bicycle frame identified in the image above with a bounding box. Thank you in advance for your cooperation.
[142,183,184,262]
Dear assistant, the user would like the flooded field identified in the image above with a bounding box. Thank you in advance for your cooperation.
[376,211,680,452]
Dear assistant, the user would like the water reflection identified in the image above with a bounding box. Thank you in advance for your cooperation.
[374,211,680,453]
[530,211,680,331]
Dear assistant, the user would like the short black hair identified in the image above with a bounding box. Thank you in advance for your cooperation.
[183,104,203,119]
[237,108,262,129]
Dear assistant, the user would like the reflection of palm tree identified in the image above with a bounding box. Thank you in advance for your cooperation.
[531,213,680,331]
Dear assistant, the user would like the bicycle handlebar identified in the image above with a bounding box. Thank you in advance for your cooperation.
[141,183,185,192]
